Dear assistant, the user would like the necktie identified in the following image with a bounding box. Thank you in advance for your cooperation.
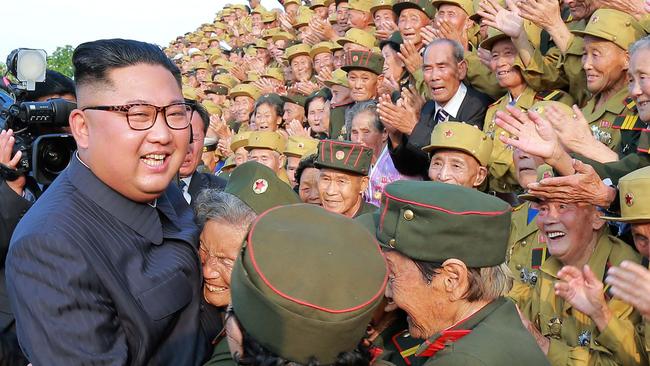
[435,109,449,124]
[179,180,191,204]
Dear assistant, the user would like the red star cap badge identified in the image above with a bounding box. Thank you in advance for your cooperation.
[625,192,634,207]
[444,130,453,138]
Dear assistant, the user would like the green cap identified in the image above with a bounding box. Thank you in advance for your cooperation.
[572,9,644,51]
[422,121,493,166]
[182,87,199,101]
[214,74,239,89]
[201,100,222,116]
[315,139,373,175]
[231,204,387,364]
[281,93,308,107]
[393,0,436,19]
[231,131,252,152]
[229,84,262,101]
[294,6,316,27]
[224,161,301,214]
[192,61,211,71]
[285,43,312,61]
[379,31,404,50]
[337,28,377,49]
[342,50,384,75]
[205,85,230,96]
[518,164,555,203]
[358,180,511,267]
[245,131,287,153]
[261,67,285,82]
[348,0,373,12]
[371,0,394,14]
[432,0,473,16]
[323,68,350,88]
[479,27,509,51]
[310,41,336,58]
[284,136,320,157]
[602,166,650,223]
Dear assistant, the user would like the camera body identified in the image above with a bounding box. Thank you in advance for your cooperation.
[0,48,77,185]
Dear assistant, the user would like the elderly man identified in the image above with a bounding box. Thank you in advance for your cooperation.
[324,69,353,139]
[316,139,376,217]
[358,180,550,365]
[380,39,492,178]
[228,84,261,133]
[245,131,290,184]
[6,39,209,364]
[286,43,315,83]
[342,50,384,106]
[283,136,319,187]
[347,0,375,32]
[423,121,492,189]
[515,165,644,365]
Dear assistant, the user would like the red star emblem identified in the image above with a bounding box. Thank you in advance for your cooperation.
[542,171,553,180]
[625,192,634,207]
[252,178,269,194]
[444,130,453,138]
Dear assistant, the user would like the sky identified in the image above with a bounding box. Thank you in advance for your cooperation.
[1,0,280,65]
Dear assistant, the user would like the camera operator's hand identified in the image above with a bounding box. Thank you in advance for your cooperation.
[0,129,26,196]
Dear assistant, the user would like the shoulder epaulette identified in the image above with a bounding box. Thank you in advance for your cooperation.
[512,203,526,212]
[612,114,644,130]
[535,90,564,102]
[624,97,637,111]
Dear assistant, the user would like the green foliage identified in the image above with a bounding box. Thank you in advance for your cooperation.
[0,62,6,76]
[47,45,75,78]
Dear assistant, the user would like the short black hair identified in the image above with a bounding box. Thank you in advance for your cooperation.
[293,153,318,194]
[23,69,76,102]
[72,39,181,90]
[187,99,209,133]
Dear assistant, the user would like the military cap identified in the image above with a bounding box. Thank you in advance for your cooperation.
[305,88,333,114]
[379,31,404,50]
[323,68,350,88]
[281,93,308,107]
[262,28,280,40]
[211,57,228,66]
[188,48,203,56]
[192,61,211,71]
[284,0,301,6]
[337,28,377,49]
[228,84,262,100]
[262,11,278,22]
[203,137,218,153]
[224,162,301,214]
[271,31,296,42]
[213,67,230,76]
[348,0,373,12]
[260,68,284,82]
[315,139,373,175]
[244,47,258,57]
[182,87,199,101]
[251,5,268,14]
[284,136,320,157]
[371,0,394,14]
[256,93,285,108]
[231,131,252,152]
[213,74,239,89]
[201,100,222,116]
[393,0,436,18]
[518,164,556,203]
[572,8,644,51]
[231,203,387,364]
[357,180,511,267]
[329,12,338,24]
[245,71,261,83]
[310,41,336,58]
[231,4,247,10]
[285,43,312,61]
[205,47,221,56]
[205,85,230,96]
[294,7,316,28]
[253,39,269,49]
[310,0,328,8]
[221,155,237,170]
[245,131,287,153]
[342,50,385,75]
[602,166,650,223]
[432,0,474,16]
[215,22,228,29]
[422,121,493,166]
[479,27,509,51]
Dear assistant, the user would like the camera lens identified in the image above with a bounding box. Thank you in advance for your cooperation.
[39,139,72,175]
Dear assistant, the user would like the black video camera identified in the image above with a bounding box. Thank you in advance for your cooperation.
[0,49,77,185]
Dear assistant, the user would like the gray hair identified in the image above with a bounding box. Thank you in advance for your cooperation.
[464,263,513,302]
[347,99,384,133]
[630,35,650,58]
[194,189,257,229]
[424,39,465,63]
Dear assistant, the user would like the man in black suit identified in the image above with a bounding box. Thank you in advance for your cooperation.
[379,39,493,178]
[6,39,211,365]
[179,101,226,205]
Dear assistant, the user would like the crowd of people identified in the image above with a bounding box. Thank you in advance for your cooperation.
[2,0,650,364]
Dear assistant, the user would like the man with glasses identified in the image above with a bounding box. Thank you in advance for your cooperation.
[5,39,211,365]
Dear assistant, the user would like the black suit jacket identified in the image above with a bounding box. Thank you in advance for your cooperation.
[389,84,493,178]
[187,171,227,204]
[6,157,210,365]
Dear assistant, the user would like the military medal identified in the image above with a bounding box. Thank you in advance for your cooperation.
[548,317,562,339]
[578,330,591,346]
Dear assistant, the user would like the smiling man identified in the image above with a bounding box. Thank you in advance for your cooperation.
[6,39,211,365]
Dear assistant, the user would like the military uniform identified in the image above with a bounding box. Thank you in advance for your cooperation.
[323,69,352,139]
[227,84,262,133]
[244,131,291,185]
[518,233,644,366]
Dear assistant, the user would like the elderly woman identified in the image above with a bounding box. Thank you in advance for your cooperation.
[359,181,550,365]
[252,93,284,132]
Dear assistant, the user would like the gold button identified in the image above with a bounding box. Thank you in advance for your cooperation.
[403,210,414,221]
[521,240,527,247]
[594,340,600,346]
[516,264,522,270]
[388,238,396,248]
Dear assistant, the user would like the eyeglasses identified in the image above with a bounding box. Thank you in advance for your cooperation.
[81,102,195,131]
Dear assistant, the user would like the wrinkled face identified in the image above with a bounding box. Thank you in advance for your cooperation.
[199,220,246,307]
[337,3,350,25]
[348,69,379,101]
[255,103,282,131]
[398,8,430,45]
[318,168,367,217]
[629,47,650,122]
[382,44,405,81]
[428,149,486,188]
[291,55,314,82]
[331,84,351,104]
[351,110,386,162]
[285,2,299,17]
[374,9,397,30]
[283,102,306,124]
[582,36,628,95]
[489,39,525,90]
[314,52,334,75]
[196,68,210,82]
[384,250,452,339]
[234,146,248,166]
[299,167,321,204]
[315,5,329,19]
[179,112,205,178]
[535,201,603,265]
[632,223,650,258]
[333,50,345,69]
[348,9,371,28]
[286,156,301,187]
[234,96,254,122]
[563,0,594,20]
[251,13,263,26]
[248,148,284,173]
[307,97,329,133]
[423,43,466,104]
[513,148,544,188]
[434,4,468,31]
[256,48,271,65]
[72,64,190,203]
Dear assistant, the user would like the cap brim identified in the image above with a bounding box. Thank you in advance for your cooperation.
[571,30,615,44]
[479,33,509,51]
[421,144,485,166]
[341,64,379,74]
[600,215,650,223]
[517,192,540,203]
[393,2,428,17]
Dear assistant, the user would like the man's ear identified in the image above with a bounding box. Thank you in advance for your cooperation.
[69,109,90,150]
[457,59,468,81]
[360,175,370,193]
[473,166,488,188]
[441,259,469,301]
[278,153,287,170]
[592,207,607,231]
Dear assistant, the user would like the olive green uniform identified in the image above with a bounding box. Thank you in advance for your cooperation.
[484,87,573,193]
[518,233,645,366]
[329,102,353,139]
[203,337,236,366]
[354,200,378,218]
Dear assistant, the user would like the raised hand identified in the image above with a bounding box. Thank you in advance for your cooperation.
[397,40,424,75]
[606,261,650,318]
[478,0,524,38]
[494,105,559,160]
[555,265,612,331]
[0,129,26,195]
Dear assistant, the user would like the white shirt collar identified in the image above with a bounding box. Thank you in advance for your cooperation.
[434,83,467,119]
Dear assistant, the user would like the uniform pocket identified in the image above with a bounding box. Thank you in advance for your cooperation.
[137,272,192,320]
